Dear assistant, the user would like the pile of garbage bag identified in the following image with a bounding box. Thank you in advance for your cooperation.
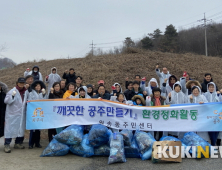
[41,125,212,164]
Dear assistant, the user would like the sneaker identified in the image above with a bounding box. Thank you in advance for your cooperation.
[4,145,11,153]
[29,146,33,149]
[14,144,25,149]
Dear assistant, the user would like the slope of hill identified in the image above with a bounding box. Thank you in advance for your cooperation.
[0,57,16,70]
[0,49,221,90]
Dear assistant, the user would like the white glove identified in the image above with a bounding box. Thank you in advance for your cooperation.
[146,96,151,102]
[12,91,16,96]
[41,88,46,94]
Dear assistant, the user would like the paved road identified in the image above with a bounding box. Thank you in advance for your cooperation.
[0,137,221,170]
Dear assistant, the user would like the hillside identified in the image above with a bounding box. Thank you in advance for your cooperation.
[0,49,221,91]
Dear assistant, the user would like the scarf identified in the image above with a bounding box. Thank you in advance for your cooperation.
[154,96,161,106]
[16,85,26,101]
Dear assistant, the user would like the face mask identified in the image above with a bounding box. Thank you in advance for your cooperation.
[34,70,37,73]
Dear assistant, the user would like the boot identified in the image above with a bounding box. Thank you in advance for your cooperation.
[4,145,11,153]
[14,143,25,149]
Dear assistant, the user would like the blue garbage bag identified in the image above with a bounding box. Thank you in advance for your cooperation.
[124,135,140,158]
[160,136,189,153]
[135,131,156,160]
[40,138,69,157]
[181,132,212,158]
[94,144,110,156]
[70,134,94,157]
[120,129,133,147]
[54,125,84,145]
[108,133,126,164]
[88,124,110,147]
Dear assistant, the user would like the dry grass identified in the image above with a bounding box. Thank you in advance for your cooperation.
[0,49,221,91]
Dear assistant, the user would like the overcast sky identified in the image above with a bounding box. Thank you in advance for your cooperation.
[1,0,222,63]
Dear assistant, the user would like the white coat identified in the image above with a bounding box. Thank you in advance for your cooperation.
[4,87,28,138]
[145,78,159,96]
[45,67,61,94]
[188,86,209,141]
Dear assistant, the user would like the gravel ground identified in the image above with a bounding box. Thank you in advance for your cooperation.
[0,138,221,170]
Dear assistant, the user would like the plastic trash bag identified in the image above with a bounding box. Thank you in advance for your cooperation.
[124,135,140,158]
[94,144,110,156]
[160,136,189,152]
[135,131,156,160]
[54,125,84,145]
[120,129,133,147]
[40,138,69,157]
[181,132,212,158]
[88,124,110,147]
[108,133,126,164]
[70,134,94,157]
[135,131,155,154]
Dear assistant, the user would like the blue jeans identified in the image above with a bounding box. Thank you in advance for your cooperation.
[5,137,23,145]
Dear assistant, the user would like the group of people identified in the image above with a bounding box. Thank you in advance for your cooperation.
[0,64,221,153]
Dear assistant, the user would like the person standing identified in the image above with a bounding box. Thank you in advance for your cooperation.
[62,68,76,86]
[4,78,27,153]
[201,73,219,93]
[45,67,61,94]
[28,80,47,149]
[0,81,7,138]
[24,66,43,81]
[48,82,64,142]
[155,64,171,89]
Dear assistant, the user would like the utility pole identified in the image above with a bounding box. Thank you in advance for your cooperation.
[204,13,208,56]
[198,13,210,56]
[89,40,96,56]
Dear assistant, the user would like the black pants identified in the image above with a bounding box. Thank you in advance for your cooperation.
[29,130,40,147]
[154,131,163,141]
[48,129,57,142]
[5,137,23,145]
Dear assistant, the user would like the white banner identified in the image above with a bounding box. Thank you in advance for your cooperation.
[26,99,222,131]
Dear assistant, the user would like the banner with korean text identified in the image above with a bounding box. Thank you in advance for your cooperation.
[26,99,222,131]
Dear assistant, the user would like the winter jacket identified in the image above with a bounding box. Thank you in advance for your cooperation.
[145,78,159,96]
[162,75,178,97]
[28,81,48,100]
[49,91,64,99]
[146,95,166,106]
[63,90,75,99]
[93,93,111,100]
[62,72,77,86]
[72,86,91,99]
[156,68,171,89]
[0,82,7,137]
[110,83,123,96]
[24,65,43,81]
[45,67,61,95]
[86,84,94,98]
[127,88,144,101]
[203,82,219,102]
[124,89,132,100]
[4,87,28,138]
[166,81,188,104]
[201,78,218,93]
